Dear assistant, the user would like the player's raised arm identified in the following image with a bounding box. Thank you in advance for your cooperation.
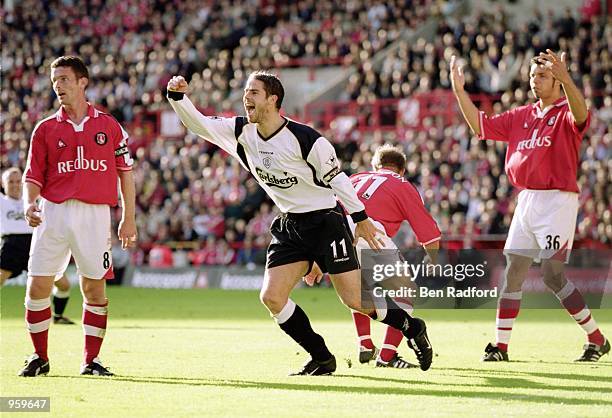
[166,76,240,159]
[450,55,513,142]
[536,49,588,127]
[450,55,481,136]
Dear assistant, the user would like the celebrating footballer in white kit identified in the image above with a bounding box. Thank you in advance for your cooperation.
[167,71,435,374]
[451,50,608,362]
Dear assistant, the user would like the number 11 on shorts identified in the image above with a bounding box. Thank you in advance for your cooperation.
[330,239,347,259]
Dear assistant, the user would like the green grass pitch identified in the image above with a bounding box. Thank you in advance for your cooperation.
[1,286,611,417]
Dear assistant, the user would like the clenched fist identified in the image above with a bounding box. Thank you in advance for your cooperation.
[167,76,188,93]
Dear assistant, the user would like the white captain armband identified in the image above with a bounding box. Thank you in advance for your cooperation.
[115,145,129,157]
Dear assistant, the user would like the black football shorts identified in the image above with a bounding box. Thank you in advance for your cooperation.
[0,234,32,278]
[267,204,359,274]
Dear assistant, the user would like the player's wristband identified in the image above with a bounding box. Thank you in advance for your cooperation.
[350,210,368,223]
[167,91,185,101]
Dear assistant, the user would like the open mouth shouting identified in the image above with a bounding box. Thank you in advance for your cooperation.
[244,103,256,118]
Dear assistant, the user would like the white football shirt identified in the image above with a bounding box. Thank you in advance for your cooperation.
[0,193,33,235]
[169,95,367,220]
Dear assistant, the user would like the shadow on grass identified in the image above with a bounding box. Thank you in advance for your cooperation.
[336,373,611,394]
[114,325,251,331]
[533,360,612,368]
[450,374,612,392]
[44,374,612,406]
[442,367,612,384]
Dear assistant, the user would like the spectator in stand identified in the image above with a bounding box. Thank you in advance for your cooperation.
[149,243,174,268]
[2,2,609,267]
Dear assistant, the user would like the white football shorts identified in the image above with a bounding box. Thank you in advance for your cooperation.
[346,217,398,261]
[29,199,114,279]
[346,217,413,314]
[504,189,578,263]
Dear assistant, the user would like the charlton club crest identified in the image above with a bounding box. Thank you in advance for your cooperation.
[94,132,108,146]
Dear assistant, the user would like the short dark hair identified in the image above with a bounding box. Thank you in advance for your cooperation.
[372,144,407,172]
[249,71,284,110]
[530,56,548,68]
[50,56,89,81]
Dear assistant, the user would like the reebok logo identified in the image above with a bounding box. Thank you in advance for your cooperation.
[255,168,298,189]
[516,129,552,151]
[58,145,108,173]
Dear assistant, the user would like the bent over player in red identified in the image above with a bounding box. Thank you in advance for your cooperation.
[19,56,137,376]
[305,145,441,368]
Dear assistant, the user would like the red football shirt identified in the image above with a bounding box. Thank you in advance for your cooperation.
[478,97,590,193]
[24,104,133,206]
[350,169,441,244]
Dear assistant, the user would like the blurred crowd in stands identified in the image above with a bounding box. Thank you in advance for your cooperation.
[1,0,609,268]
[334,5,610,251]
